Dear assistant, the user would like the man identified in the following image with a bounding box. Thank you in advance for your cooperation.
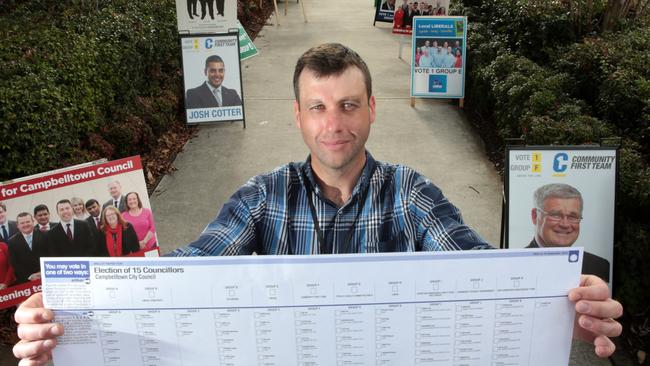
[418,1,428,15]
[46,199,95,257]
[185,55,243,109]
[7,213,45,284]
[452,40,462,55]
[443,46,456,68]
[418,47,433,67]
[528,183,611,282]
[186,0,198,19]
[199,0,214,20]
[215,0,225,16]
[432,45,445,68]
[12,44,622,364]
[420,39,431,55]
[0,202,17,242]
[33,204,56,232]
[84,199,103,251]
[102,180,127,212]
[85,199,102,234]
[380,0,396,11]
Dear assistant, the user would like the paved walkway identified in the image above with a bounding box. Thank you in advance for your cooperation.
[152,0,502,252]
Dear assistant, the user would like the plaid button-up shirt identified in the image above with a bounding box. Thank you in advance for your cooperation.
[169,152,491,257]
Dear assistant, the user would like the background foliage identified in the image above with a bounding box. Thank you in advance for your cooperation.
[456,0,649,358]
[0,0,182,180]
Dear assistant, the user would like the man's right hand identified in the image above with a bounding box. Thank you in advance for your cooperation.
[13,292,63,366]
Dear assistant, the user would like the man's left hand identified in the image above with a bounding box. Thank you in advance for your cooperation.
[569,275,623,357]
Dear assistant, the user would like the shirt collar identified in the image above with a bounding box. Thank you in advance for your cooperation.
[301,151,377,200]
[205,82,221,95]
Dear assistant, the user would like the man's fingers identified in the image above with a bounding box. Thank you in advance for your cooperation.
[17,323,63,341]
[17,352,51,366]
[13,339,55,361]
[575,298,623,320]
[593,335,616,358]
[14,309,54,327]
[578,315,622,338]
[14,293,52,325]
[568,276,610,302]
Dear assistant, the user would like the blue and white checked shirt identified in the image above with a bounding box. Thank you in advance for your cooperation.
[169,152,492,256]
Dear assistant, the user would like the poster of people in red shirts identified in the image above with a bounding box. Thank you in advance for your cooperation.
[378,0,449,35]
[0,156,159,309]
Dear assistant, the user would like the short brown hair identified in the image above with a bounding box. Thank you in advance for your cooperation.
[293,43,372,103]
[101,206,129,231]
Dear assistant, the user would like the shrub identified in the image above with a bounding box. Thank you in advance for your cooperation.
[0,0,181,181]
[461,0,577,63]
[460,0,650,355]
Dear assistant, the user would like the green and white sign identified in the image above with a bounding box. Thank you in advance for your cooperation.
[238,21,258,61]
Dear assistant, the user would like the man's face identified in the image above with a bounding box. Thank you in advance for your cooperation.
[87,202,101,218]
[34,210,50,226]
[533,197,581,247]
[57,203,74,222]
[108,182,122,199]
[425,40,430,47]
[294,67,375,177]
[0,206,6,224]
[205,61,225,89]
[17,215,34,235]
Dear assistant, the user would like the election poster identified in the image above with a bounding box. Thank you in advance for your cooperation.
[238,20,258,61]
[390,0,449,34]
[505,146,618,284]
[0,156,160,309]
[410,16,466,98]
[181,32,245,125]
[175,0,237,34]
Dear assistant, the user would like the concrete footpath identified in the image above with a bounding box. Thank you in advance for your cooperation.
[0,0,610,364]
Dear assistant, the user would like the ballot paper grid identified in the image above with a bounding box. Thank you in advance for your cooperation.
[42,249,582,366]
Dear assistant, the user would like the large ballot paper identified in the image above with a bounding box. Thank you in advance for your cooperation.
[42,249,583,365]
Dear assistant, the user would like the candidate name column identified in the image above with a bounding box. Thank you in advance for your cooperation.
[414,278,456,364]
[292,282,337,365]
[333,281,376,365]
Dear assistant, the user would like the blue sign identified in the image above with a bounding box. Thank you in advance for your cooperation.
[553,153,569,173]
[428,75,447,93]
[415,19,457,37]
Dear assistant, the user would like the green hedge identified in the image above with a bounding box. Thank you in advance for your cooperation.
[0,0,181,180]
[460,0,650,323]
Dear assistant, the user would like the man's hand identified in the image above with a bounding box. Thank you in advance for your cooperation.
[569,275,623,358]
[13,293,63,366]
[27,272,41,281]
